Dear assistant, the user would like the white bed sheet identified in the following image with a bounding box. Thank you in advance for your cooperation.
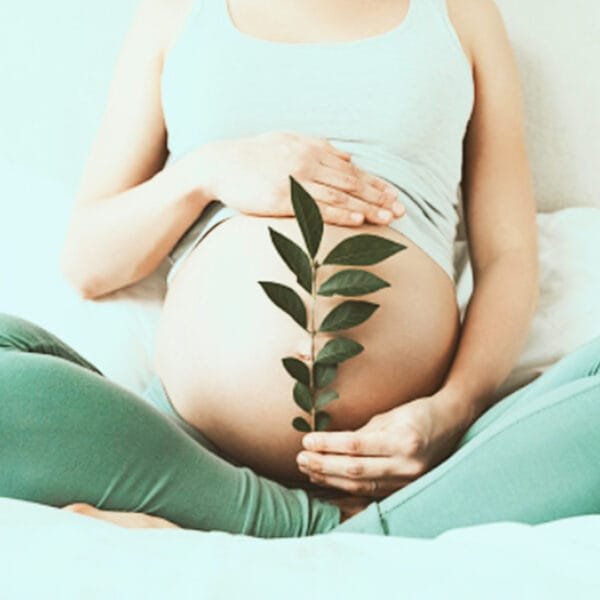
[2,498,600,599]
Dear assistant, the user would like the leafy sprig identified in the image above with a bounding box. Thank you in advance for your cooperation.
[259,176,406,432]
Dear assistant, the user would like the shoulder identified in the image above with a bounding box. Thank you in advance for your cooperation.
[445,0,513,70]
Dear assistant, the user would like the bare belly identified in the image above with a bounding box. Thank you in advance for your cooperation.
[155,214,460,483]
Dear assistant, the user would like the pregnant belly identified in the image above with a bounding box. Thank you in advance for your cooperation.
[155,214,460,483]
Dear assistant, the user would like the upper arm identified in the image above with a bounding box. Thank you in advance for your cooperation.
[75,0,194,205]
[449,0,538,275]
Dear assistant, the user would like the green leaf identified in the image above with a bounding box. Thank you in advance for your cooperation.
[323,234,406,266]
[282,357,310,386]
[292,416,312,432]
[319,301,379,332]
[315,390,339,410]
[293,381,313,413]
[314,362,338,388]
[258,281,307,329]
[315,411,331,431]
[318,269,390,297]
[290,176,323,259]
[268,227,313,293]
[316,337,364,364]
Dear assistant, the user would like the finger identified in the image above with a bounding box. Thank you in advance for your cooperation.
[309,473,406,498]
[316,138,353,161]
[317,150,357,172]
[318,155,405,218]
[315,159,403,215]
[312,163,404,222]
[302,180,387,224]
[302,431,394,456]
[297,451,397,480]
[322,157,403,213]
[319,202,366,226]
[298,181,366,226]
[361,173,405,217]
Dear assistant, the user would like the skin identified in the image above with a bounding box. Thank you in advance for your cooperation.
[60,0,538,528]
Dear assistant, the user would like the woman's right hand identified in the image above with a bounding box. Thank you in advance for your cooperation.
[184,131,406,227]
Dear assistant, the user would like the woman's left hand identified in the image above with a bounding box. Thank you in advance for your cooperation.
[62,503,181,529]
[296,392,472,498]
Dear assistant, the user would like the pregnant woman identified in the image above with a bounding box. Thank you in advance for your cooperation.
[2,0,599,535]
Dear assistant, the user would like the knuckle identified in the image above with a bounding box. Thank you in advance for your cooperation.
[376,188,388,206]
[344,161,358,175]
[371,177,387,191]
[308,460,322,473]
[348,438,362,454]
[403,431,424,456]
[341,174,359,193]
[407,459,426,478]
[357,481,373,494]
[319,203,335,219]
[321,205,344,224]
[339,173,356,192]
[379,464,394,478]
[329,191,346,206]
[346,461,364,478]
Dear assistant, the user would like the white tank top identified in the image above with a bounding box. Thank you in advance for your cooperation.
[162,0,475,282]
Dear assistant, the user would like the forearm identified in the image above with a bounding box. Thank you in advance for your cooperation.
[439,249,539,424]
[61,150,213,299]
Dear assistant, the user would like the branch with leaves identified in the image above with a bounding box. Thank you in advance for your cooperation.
[259,176,406,432]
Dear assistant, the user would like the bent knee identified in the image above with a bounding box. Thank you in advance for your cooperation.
[0,313,41,351]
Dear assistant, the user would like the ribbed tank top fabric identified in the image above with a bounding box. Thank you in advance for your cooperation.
[161,0,475,282]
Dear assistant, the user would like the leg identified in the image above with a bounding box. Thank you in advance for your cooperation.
[333,335,600,537]
[0,314,340,537]
[457,334,600,447]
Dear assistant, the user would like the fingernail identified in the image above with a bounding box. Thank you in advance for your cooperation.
[378,209,392,221]
[392,201,404,215]
[297,454,308,466]
[351,212,363,223]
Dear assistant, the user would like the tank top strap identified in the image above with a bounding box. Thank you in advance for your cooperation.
[415,0,470,64]
[207,0,230,25]
[184,0,209,22]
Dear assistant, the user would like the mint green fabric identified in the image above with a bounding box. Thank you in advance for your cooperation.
[336,337,600,536]
[0,314,340,537]
[1,313,599,538]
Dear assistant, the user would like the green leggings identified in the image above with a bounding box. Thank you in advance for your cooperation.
[1,313,599,538]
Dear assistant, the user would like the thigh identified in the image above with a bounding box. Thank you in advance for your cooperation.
[458,334,600,447]
[0,313,340,537]
[334,373,600,538]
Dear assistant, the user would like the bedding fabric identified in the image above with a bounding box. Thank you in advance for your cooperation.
[1,497,600,599]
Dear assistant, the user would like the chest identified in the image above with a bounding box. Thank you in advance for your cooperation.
[161,1,474,159]
[225,0,411,44]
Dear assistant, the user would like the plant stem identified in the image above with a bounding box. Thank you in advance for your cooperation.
[309,259,319,431]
